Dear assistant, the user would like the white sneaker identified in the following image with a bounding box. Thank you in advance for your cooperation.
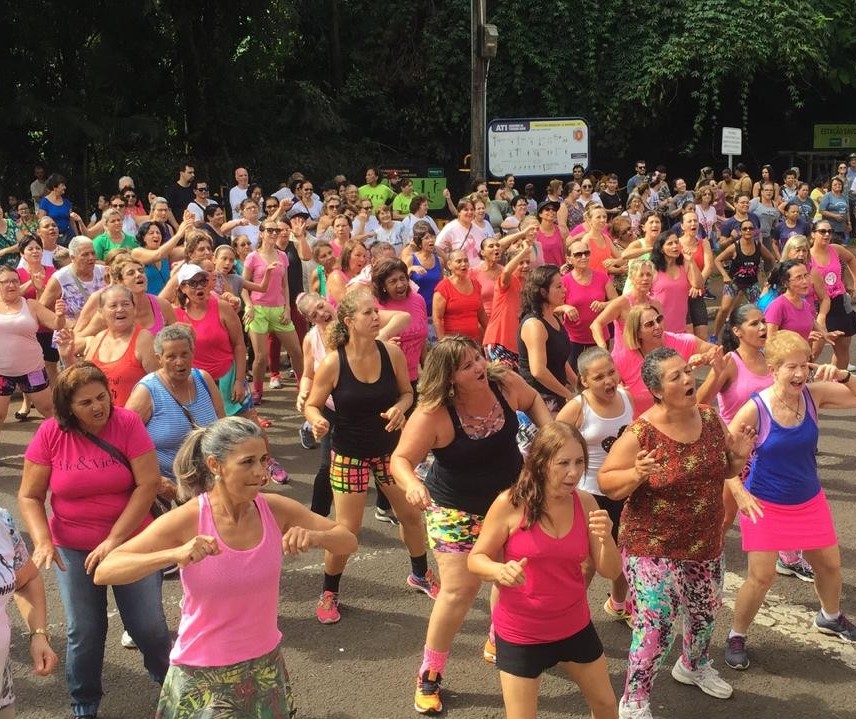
[121,630,137,649]
[269,376,283,389]
[618,698,653,719]
[671,658,733,699]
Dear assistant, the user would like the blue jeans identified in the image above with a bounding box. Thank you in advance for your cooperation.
[54,546,171,717]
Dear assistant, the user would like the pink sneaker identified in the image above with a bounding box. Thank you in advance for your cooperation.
[267,458,289,485]
[407,569,440,599]
[316,591,340,624]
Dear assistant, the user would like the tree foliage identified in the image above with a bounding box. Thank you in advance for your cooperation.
[1,0,853,204]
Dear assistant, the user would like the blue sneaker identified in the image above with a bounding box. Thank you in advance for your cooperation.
[814,611,856,642]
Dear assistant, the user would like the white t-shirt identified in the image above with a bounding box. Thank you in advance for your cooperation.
[399,214,440,244]
[0,509,29,709]
[231,222,260,250]
[186,199,218,222]
[229,185,249,217]
[436,219,486,266]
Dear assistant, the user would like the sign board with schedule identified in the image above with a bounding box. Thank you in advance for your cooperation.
[487,117,590,178]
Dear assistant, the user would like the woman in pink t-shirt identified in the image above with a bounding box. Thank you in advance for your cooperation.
[94,416,356,718]
[468,421,621,719]
[18,362,170,719]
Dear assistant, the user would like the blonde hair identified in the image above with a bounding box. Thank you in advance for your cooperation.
[765,330,810,368]
[417,336,506,411]
[623,303,659,351]
[325,287,374,349]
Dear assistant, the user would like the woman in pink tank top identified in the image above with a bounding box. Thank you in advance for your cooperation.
[95,417,357,719]
[468,421,621,719]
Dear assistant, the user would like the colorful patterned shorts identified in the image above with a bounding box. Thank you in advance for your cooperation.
[483,343,519,371]
[426,503,484,553]
[329,452,394,494]
[0,367,49,397]
[723,282,761,302]
[155,646,296,719]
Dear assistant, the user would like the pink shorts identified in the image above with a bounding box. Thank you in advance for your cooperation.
[739,490,837,552]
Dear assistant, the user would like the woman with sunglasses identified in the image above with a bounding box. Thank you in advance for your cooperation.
[808,220,856,367]
[563,240,617,372]
[711,222,776,338]
[316,196,343,241]
[288,181,322,232]
[501,195,529,236]
[611,303,714,416]
[578,178,601,208]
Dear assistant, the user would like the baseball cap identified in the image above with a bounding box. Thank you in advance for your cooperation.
[176,263,209,284]
[537,199,560,213]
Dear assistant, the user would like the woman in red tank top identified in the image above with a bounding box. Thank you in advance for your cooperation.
[468,421,621,719]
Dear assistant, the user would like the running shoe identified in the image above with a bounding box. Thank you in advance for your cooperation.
[269,374,283,389]
[724,635,749,670]
[267,458,289,485]
[483,637,496,664]
[299,421,317,450]
[374,507,400,525]
[252,391,263,406]
[814,611,856,642]
[603,595,633,627]
[407,569,440,599]
[414,670,443,714]
[618,698,653,719]
[120,630,137,649]
[316,591,340,624]
[776,556,815,583]
[671,658,733,699]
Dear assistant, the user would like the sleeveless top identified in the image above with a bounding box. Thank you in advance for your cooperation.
[144,258,171,297]
[171,492,283,667]
[175,296,234,380]
[651,265,690,333]
[717,351,771,424]
[517,313,572,402]
[138,369,220,479]
[493,492,590,644]
[620,406,728,561]
[411,252,443,315]
[426,381,521,516]
[746,387,820,505]
[811,250,846,300]
[577,388,633,495]
[728,240,762,288]
[146,294,166,336]
[90,325,145,407]
[0,299,43,376]
[537,225,565,266]
[330,341,400,457]
[307,327,335,410]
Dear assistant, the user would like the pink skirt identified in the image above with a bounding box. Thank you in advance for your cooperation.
[739,490,837,552]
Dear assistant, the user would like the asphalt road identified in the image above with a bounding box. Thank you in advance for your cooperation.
[1,356,855,719]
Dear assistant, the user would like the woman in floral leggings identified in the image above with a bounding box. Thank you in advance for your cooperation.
[599,347,756,719]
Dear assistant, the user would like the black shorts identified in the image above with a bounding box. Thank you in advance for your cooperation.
[686,295,708,328]
[826,294,856,337]
[495,621,603,678]
[36,332,59,363]
[569,342,596,374]
[594,493,625,543]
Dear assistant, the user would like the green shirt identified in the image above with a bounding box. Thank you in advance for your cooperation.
[358,183,395,210]
[93,232,137,260]
[392,192,413,217]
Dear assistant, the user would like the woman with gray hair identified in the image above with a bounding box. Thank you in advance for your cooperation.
[599,346,757,719]
[94,416,357,718]
[39,236,108,332]
[127,324,224,500]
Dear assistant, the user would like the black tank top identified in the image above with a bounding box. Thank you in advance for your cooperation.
[728,239,762,288]
[330,341,400,457]
[426,381,521,516]
[517,313,572,401]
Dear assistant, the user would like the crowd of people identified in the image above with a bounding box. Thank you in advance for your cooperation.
[0,157,855,719]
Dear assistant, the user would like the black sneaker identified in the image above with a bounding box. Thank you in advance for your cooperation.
[724,635,749,670]
[299,421,318,450]
[374,507,400,525]
[814,611,856,642]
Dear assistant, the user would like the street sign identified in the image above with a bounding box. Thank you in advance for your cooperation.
[721,127,742,156]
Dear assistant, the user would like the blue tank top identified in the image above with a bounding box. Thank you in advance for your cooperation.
[145,258,171,296]
[745,387,820,504]
[138,369,220,479]
[411,253,443,315]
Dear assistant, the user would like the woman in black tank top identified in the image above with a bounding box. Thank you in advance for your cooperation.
[391,336,552,713]
[303,289,433,625]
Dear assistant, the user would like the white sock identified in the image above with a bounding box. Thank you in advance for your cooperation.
[821,609,841,621]
[728,630,745,639]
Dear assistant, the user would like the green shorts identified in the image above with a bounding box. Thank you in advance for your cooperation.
[247,305,295,334]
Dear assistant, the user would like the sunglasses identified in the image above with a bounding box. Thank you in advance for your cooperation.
[571,250,591,258]
[816,228,832,235]
[111,203,125,208]
[263,227,282,234]
[642,314,665,329]
[581,184,592,189]
[740,226,755,231]
[196,187,209,192]
[124,194,136,199]
[182,278,208,289]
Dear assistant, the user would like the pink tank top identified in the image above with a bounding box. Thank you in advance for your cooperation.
[146,294,165,336]
[716,350,772,424]
[170,492,283,667]
[811,250,845,300]
[492,492,590,644]
[651,265,690,333]
[175,296,234,379]
[90,324,145,408]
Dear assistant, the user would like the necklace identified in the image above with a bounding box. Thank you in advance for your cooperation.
[456,396,503,439]
[773,389,801,420]
[161,371,193,406]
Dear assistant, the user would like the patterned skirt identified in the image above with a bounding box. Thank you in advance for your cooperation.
[155,647,296,719]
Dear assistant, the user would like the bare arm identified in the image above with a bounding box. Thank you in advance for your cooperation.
[520,318,574,401]
[590,295,628,350]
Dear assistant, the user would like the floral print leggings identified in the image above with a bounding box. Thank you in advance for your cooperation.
[623,553,724,703]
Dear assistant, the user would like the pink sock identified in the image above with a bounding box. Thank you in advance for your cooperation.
[419,646,449,676]
[488,623,495,644]
[253,379,263,394]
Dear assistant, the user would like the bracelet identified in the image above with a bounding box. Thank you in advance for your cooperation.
[837,370,852,383]
[29,628,48,640]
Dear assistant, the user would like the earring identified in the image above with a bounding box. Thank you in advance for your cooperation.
[448,384,455,398]
[214,474,221,483]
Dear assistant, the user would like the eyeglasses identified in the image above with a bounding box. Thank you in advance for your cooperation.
[816,228,832,235]
[581,184,592,189]
[0,278,21,286]
[303,187,314,192]
[263,227,282,234]
[111,203,125,208]
[642,314,665,329]
[265,205,278,211]
[181,278,208,289]
[571,250,591,258]
[124,194,136,199]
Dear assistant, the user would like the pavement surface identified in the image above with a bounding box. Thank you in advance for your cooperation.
[1,351,855,719]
